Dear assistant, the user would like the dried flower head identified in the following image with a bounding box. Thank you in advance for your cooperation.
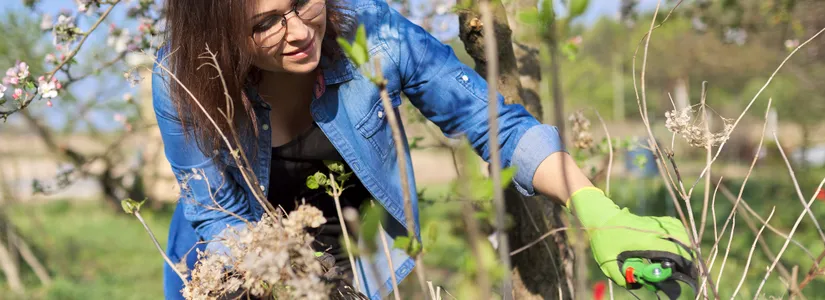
[182,204,332,300]
[569,110,594,150]
[664,105,733,148]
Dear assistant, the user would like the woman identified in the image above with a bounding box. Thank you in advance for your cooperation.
[153,0,695,299]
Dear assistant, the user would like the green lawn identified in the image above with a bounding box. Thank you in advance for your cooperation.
[2,200,174,300]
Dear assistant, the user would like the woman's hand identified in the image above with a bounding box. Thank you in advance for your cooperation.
[568,187,696,289]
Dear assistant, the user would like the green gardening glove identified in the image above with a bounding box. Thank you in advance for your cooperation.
[567,187,696,288]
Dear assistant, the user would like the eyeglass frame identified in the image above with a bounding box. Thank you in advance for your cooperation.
[249,0,326,49]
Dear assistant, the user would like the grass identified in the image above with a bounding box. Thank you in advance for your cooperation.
[1,199,174,300]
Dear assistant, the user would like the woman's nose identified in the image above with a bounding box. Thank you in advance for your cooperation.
[283,12,310,43]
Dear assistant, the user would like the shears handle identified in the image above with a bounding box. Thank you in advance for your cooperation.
[618,251,698,300]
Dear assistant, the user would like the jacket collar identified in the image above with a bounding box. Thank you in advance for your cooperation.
[247,54,354,106]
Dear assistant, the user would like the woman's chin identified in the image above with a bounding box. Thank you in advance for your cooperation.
[280,58,320,74]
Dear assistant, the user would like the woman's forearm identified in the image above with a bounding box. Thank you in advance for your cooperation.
[531,151,595,206]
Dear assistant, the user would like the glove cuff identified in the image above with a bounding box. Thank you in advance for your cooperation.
[566,186,621,229]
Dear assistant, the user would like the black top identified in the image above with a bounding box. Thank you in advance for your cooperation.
[267,122,371,281]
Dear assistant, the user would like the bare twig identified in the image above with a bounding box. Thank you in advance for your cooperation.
[699,81,712,241]
[630,0,692,246]
[372,59,429,298]
[732,207,775,299]
[711,177,721,244]
[0,238,23,293]
[152,50,273,217]
[329,173,362,294]
[8,230,51,286]
[798,249,825,292]
[133,209,187,282]
[378,224,402,300]
[712,212,734,294]
[718,184,816,262]
[510,225,695,257]
[593,110,613,195]
[754,177,825,297]
[727,193,795,292]
[708,98,773,275]
[687,26,825,196]
[478,1,512,296]
[773,133,825,243]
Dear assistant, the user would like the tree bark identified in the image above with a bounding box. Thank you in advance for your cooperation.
[457,4,574,299]
[505,0,544,121]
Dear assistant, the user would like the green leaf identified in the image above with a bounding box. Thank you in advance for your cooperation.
[393,236,411,252]
[351,43,368,67]
[360,204,384,247]
[324,160,345,174]
[337,172,352,185]
[120,198,145,214]
[517,9,540,25]
[393,235,422,256]
[425,221,439,245]
[355,24,368,51]
[568,0,589,18]
[336,37,354,58]
[307,172,328,190]
[539,0,556,23]
[499,166,517,189]
[561,41,579,61]
[306,175,319,190]
[408,136,424,149]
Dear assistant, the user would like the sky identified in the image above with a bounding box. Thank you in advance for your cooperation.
[0,0,662,131]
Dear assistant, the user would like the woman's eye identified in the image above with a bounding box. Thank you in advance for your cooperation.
[253,15,281,33]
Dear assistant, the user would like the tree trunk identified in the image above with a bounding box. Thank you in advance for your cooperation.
[0,234,23,294]
[457,4,574,299]
[506,0,544,120]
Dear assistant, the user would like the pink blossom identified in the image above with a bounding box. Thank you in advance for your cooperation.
[47,100,53,107]
[45,53,57,64]
[12,88,23,100]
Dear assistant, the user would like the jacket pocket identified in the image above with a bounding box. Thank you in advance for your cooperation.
[355,91,403,160]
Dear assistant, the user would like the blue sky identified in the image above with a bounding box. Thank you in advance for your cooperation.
[0,0,661,131]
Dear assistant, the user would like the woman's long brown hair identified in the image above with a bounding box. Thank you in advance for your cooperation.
[163,0,355,161]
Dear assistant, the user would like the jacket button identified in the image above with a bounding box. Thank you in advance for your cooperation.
[461,75,469,82]
[377,111,384,119]
[262,124,269,131]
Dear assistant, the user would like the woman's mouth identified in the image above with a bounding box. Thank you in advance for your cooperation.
[282,35,316,59]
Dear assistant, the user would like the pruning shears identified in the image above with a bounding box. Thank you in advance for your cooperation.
[618,251,699,299]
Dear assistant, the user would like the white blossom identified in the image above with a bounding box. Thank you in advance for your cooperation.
[37,77,59,99]
[40,14,54,30]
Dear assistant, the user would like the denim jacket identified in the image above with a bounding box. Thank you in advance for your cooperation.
[154,0,564,299]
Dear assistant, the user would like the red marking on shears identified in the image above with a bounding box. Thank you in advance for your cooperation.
[625,267,636,284]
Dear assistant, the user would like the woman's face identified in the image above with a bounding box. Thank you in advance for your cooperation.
[248,0,327,74]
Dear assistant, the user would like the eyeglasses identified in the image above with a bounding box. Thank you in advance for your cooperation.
[251,0,326,49]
